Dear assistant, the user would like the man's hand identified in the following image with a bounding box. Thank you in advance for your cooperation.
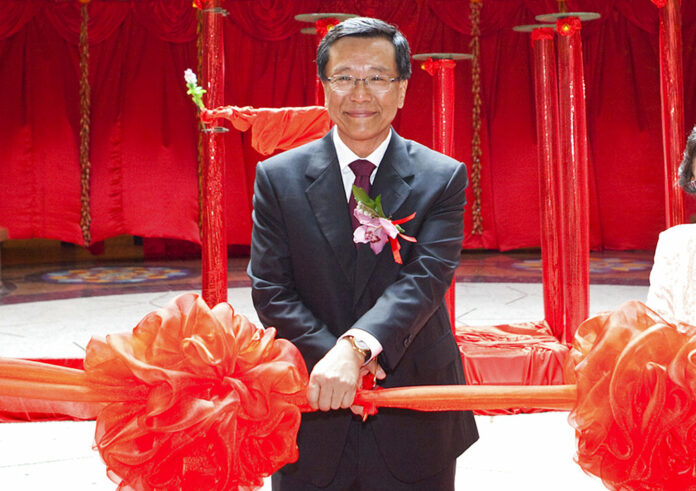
[350,359,386,417]
[306,338,366,412]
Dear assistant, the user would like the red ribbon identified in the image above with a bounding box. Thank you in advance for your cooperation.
[388,212,417,264]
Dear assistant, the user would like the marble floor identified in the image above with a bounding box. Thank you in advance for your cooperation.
[0,241,652,490]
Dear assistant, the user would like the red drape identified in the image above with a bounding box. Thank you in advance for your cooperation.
[1,0,695,250]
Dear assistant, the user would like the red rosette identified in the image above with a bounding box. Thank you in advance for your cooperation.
[84,293,309,490]
[556,17,582,37]
[420,57,455,77]
[316,17,338,38]
[567,301,696,490]
[531,27,555,42]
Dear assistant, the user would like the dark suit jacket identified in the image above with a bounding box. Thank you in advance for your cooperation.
[248,129,478,486]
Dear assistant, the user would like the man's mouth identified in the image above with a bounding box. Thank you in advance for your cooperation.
[345,111,376,118]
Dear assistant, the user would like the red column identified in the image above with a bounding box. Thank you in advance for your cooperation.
[653,0,686,227]
[423,58,458,330]
[297,14,355,106]
[556,17,589,342]
[200,0,227,307]
[531,28,565,340]
[312,18,340,106]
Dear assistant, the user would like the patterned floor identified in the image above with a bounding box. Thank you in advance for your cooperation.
[0,237,653,305]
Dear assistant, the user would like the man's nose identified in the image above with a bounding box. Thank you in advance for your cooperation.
[350,81,371,101]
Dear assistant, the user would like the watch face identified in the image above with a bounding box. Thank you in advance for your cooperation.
[355,338,369,350]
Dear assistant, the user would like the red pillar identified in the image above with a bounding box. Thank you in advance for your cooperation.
[295,14,356,106]
[312,18,339,106]
[653,0,686,227]
[200,0,227,307]
[422,57,459,331]
[555,17,590,342]
[531,28,565,340]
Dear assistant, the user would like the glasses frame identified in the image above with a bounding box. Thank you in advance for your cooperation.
[325,75,400,94]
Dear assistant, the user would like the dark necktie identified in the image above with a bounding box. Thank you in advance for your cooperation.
[348,159,375,230]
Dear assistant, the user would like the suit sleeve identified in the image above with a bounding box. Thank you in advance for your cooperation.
[247,162,338,370]
[352,162,467,371]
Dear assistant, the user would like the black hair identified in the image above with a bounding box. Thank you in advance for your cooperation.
[679,125,696,195]
[316,17,411,81]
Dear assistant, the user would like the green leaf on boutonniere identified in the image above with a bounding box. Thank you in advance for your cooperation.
[352,185,375,210]
[374,195,386,218]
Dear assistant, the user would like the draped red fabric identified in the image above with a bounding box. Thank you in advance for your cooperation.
[0,1,41,39]
[455,320,569,415]
[202,105,331,156]
[87,15,201,244]
[1,0,695,249]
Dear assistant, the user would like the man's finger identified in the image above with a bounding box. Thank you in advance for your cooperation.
[318,385,334,412]
[340,388,356,409]
[350,404,364,417]
[306,382,320,410]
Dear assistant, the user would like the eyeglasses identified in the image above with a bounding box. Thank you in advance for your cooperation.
[326,75,399,94]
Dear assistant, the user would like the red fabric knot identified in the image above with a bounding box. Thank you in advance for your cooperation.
[421,57,456,76]
[531,27,555,42]
[348,159,375,230]
[316,17,339,38]
[556,17,582,37]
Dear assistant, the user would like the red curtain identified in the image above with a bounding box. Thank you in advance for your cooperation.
[1,0,695,250]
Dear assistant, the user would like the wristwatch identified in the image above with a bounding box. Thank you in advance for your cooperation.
[342,335,372,363]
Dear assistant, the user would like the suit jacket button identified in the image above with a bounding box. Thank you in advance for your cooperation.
[403,335,411,347]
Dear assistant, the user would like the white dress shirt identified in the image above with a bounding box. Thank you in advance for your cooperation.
[332,128,392,363]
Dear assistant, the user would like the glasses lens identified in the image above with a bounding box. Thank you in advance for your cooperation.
[330,76,352,92]
[367,76,391,93]
[329,76,354,93]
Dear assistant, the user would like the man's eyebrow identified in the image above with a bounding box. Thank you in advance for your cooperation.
[329,64,391,74]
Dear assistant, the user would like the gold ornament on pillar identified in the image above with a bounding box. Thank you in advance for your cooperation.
[469,0,483,235]
[79,0,92,246]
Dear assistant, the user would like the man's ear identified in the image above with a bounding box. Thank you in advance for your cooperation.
[321,82,330,108]
[397,80,408,109]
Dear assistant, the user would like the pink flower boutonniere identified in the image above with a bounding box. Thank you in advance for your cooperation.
[352,186,417,264]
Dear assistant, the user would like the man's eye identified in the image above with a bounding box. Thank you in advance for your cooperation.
[334,76,353,82]
[368,76,387,83]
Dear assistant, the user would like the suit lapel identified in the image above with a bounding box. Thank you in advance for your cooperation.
[353,131,413,306]
[305,133,356,284]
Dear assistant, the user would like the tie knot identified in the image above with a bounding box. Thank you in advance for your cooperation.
[349,160,375,178]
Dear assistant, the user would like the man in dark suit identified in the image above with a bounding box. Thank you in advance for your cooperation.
[248,17,478,490]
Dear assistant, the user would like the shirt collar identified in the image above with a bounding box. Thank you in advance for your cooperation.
[333,127,392,172]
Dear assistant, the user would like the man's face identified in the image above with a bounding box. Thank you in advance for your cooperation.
[322,36,408,157]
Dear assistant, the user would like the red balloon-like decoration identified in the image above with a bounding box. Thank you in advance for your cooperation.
[84,294,308,490]
[567,301,696,490]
